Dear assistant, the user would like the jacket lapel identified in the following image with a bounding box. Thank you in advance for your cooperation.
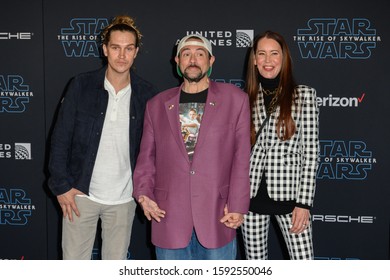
[164,89,190,162]
[194,83,221,149]
[258,86,279,148]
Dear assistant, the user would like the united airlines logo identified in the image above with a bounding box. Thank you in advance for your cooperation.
[15,143,32,160]
[0,188,36,226]
[294,18,381,59]
[182,29,254,49]
[0,75,32,113]
[58,18,109,57]
[236,30,253,48]
[0,143,32,160]
[317,140,376,180]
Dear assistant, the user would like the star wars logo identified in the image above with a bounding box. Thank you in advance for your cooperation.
[317,140,376,180]
[58,18,109,57]
[294,18,381,59]
[0,188,35,226]
[0,75,32,113]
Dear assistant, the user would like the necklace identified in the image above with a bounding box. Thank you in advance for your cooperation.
[261,88,280,114]
[262,88,279,96]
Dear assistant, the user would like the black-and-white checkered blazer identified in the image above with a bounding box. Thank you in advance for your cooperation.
[250,85,319,207]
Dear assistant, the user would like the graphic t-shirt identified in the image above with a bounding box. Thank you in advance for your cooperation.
[179,89,208,161]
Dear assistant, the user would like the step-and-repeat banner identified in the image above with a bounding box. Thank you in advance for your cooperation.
[1,0,389,260]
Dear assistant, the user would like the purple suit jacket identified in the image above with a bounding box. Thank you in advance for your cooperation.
[133,81,250,249]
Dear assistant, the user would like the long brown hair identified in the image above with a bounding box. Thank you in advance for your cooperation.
[246,31,297,144]
[101,15,142,47]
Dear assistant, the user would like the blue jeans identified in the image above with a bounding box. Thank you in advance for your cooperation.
[155,230,237,260]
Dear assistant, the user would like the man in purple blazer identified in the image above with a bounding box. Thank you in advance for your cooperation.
[133,34,250,260]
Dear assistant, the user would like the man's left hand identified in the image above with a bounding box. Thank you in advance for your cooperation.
[220,205,244,229]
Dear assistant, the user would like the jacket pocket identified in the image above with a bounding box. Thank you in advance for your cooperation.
[73,113,94,153]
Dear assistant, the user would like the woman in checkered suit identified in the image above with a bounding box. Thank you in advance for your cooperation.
[241,31,319,259]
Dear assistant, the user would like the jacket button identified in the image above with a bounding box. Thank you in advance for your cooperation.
[190,170,195,175]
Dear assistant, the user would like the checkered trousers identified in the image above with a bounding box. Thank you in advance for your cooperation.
[250,85,319,206]
[241,211,314,259]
